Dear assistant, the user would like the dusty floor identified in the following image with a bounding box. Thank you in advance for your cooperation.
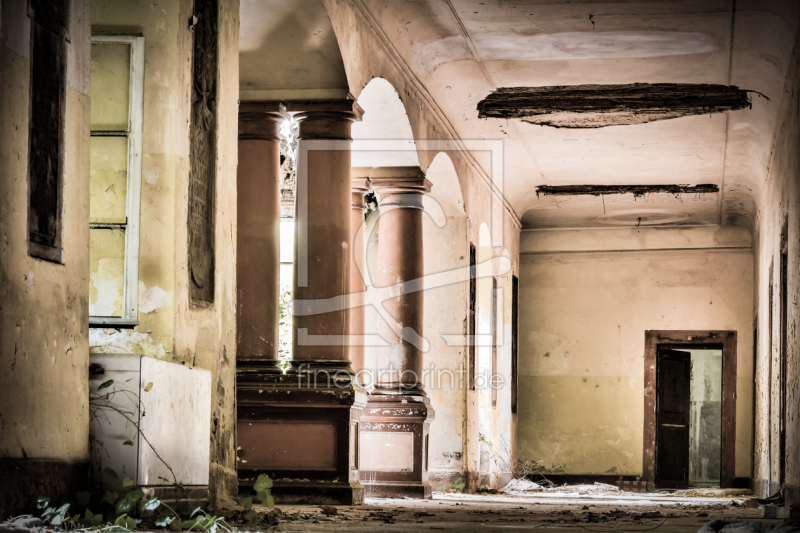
[267,489,766,532]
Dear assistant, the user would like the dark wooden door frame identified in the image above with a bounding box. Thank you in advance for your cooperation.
[643,330,737,488]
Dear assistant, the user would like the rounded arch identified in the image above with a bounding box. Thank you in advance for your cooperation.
[351,78,419,168]
[424,152,465,221]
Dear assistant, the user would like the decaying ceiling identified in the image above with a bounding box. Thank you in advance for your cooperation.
[477,84,752,128]
[239,0,800,230]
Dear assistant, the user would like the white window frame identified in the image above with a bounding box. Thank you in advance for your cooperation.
[89,35,144,327]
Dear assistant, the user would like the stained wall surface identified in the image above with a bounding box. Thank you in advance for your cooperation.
[89,0,240,506]
[0,0,92,517]
[0,0,91,461]
[422,212,468,489]
[752,28,800,501]
[89,0,183,359]
[518,226,754,479]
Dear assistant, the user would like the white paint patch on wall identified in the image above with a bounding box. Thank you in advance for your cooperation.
[138,281,171,314]
[89,328,168,359]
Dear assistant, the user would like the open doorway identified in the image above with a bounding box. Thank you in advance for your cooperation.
[654,348,723,488]
[644,331,737,489]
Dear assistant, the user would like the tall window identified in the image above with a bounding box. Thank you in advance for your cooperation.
[89,35,145,326]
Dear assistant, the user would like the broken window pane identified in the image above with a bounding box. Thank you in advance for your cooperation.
[90,228,126,317]
[90,136,128,224]
[90,43,131,131]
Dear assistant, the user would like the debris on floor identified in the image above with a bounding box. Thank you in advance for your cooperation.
[544,482,621,495]
[698,518,800,532]
[502,478,543,494]
[673,489,754,499]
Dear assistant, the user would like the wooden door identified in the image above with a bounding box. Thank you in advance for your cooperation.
[656,349,691,488]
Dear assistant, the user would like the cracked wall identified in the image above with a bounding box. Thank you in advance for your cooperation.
[752,27,800,502]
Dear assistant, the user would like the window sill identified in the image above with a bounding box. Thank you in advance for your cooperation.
[89,317,139,328]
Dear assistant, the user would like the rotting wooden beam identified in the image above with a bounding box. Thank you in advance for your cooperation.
[535,184,720,197]
[477,83,753,128]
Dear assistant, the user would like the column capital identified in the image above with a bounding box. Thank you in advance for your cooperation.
[285,99,364,119]
[350,170,373,195]
[290,100,364,141]
[350,177,371,211]
[368,167,431,197]
[238,102,287,141]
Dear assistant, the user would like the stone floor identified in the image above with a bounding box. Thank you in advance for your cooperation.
[267,489,767,532]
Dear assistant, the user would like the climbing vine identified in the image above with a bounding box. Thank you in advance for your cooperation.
[31,364,281,531]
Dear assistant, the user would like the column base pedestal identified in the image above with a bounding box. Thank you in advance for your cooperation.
[359,391,435,499]
[237,363,367,505]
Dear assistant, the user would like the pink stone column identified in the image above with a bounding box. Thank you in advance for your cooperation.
[370,168,432,391]
[236,103,285,372]
[358,168,434,499]
[290,102,363,371]
[237,102,367,505]
[349,175,372,375]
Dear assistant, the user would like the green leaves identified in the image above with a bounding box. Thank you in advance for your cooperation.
[244,509,259,527]
[75,490,91,508]
[154,515,174,528]
[253,474,273,492]
[144,382,154,392]
[113,514,139,530]
[114,488,144,515]
[45,503,71,526]
[103,467,119,479]
[238,496,252,511]
[82,509,104,527]
[36,480,238,532]
[263,493,274,509]
[253,474,275,509]
[141,496,161,511]
[98,379,114,390]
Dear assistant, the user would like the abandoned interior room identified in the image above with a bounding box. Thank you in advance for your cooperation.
[1,0,800,531]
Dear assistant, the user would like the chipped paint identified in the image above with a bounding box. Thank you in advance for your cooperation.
[138,281,171,314]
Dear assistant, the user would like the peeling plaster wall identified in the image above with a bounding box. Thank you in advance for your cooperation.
[0,0,91,459]
[172,0,240,508]
[423,214,468,489]
[0,0,92,514]
[752,29,800,501]
[89,0,183,360]
[89,0,239,506]
[518,226,753,479]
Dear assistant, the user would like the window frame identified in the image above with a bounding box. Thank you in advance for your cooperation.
[89,34,145,327]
